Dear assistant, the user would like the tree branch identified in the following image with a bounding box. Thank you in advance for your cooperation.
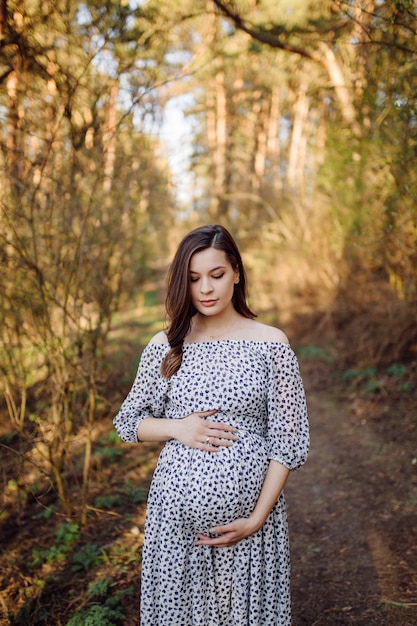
[212,0,324,66]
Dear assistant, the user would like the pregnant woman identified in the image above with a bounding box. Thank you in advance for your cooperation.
[113,224,309,625]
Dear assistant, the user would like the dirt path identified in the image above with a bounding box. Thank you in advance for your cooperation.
[286,365,417,626]
[1,352,415,626]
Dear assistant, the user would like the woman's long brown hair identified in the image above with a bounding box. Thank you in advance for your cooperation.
[161,224,256,378]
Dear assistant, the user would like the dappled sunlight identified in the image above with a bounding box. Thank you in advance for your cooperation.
[1,0,416,622]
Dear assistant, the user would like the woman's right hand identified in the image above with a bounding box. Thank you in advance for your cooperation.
[174,409,237,451]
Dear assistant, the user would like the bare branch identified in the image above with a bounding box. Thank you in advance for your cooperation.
[212,0,325,66]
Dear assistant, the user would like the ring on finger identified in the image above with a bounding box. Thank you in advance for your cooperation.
[205,437,211,445]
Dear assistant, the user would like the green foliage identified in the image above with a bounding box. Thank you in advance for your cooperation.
[100,431,123,446]
[397,381,413,393]
[0,0,175,522]
[30,545,66,568]
[1,1,416,620]
[1,431,18,445]
[386,363,408,377]
[94,494,124,510]
[66,604,126,626]
[66,581,134,626]
[31,505,58,521]
[95,431,125,463]
[339,366,381,394]
[340,366,378,382]
[30,523,80,568]
[362,379,382,394]
[385,363,413,392]
[87,576,114,598]
[13,603,50,625]
[123,480,149,504]
[95,446,124,463]
[339,362,413,394]
[106,542,142,573]
[94,479,148,511]
[55,522,81,545]
[296,345,333,362]
[127,487,148,504]
[72,544,102,573]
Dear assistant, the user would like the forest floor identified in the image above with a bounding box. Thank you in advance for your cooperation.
[287,357,417,626]
[0,332,416,625]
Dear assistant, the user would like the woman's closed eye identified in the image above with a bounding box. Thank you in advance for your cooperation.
[190,273,225,283]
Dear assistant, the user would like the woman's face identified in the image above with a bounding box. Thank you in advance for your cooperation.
[189,247,239,318]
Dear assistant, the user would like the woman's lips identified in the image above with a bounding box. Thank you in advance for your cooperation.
[200,300,217,307]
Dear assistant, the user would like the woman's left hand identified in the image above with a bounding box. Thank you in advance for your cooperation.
[195,517,260,548]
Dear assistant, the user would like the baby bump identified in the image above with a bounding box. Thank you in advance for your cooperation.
[150,432,269,532]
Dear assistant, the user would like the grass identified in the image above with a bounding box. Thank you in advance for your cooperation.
[1,304,416,625]
[0,305,162,625]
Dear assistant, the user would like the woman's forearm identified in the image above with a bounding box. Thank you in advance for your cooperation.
[137,417,178,442]
[249,460,290,531]
[137,410,236,448]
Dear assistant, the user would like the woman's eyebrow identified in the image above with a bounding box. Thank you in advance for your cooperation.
[189,265,227,274]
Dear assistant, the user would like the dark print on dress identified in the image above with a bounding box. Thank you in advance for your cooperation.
[114,340,309,626]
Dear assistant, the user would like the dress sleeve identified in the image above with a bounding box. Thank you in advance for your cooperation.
[266,343,309,470]
[113,343,170,443]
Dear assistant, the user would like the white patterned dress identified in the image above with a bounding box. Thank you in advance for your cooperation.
[113,340,309,626]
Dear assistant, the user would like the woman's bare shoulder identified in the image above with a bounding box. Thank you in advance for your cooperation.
[245,320,289,344]
[149,330,169,344]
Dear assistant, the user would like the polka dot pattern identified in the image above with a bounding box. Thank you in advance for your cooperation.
[113,340,309,625]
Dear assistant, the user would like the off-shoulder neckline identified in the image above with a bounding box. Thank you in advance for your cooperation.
[149,339,292,347]
[184,339,290,346]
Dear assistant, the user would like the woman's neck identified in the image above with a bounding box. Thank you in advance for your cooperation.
[190,311,244,341]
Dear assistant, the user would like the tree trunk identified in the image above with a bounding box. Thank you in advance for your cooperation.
[207,70,228,219]
[286,72,309,193]
[102,82,119,200]
[319,41,361,138]
[5,72,19,183]
[266,84,282,194]
[251,90,268,192]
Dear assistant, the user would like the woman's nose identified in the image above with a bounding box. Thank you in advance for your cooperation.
[200,278,213,293]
